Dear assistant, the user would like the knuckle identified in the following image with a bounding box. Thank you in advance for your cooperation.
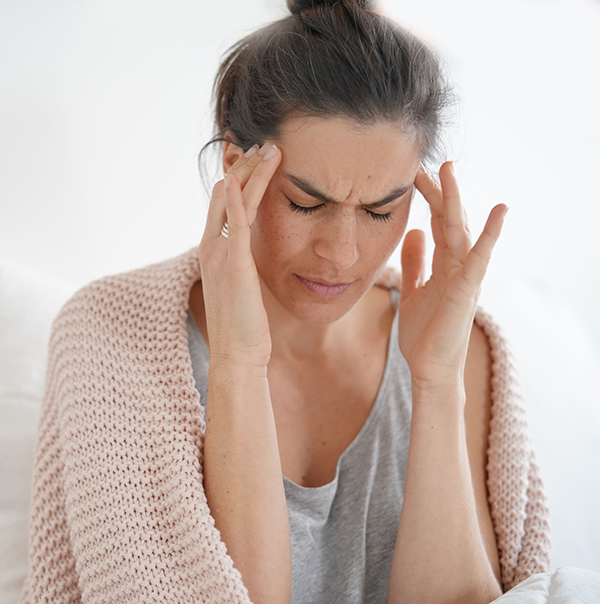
[246,152,263,168]
[236,153,261,175]
[472,245,489,264]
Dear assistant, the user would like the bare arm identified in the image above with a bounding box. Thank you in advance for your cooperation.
[387,326,501,603]
[464,323,501,585]
[204,365,290,604]
[198,144,291,604]
[387,162,505,603]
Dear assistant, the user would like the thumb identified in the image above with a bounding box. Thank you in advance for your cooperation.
[400,229,426,304]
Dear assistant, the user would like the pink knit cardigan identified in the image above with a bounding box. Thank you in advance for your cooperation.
[20,248,550,603]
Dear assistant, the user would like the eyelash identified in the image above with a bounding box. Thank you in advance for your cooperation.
[287,199,393,223]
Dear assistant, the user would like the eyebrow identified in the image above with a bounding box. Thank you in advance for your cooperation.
[284,173,412,209]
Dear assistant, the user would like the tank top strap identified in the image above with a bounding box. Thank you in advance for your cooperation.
[390,287,401,311]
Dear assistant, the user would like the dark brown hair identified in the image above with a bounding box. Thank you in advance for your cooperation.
[200,0,453,173]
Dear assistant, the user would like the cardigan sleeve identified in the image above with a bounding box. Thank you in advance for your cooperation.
[19,265,254,604]
[475,308,552,592]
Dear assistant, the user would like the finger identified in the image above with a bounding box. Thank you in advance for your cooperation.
[227,143,281,222]
[400,229,427,304]
[414,164,444,215]
[438,161,471,262]
[228,142,280,194]
[462,204,508,288]
[203,178,228,242]
[204,143,280,244]
[223,172,254,259]
[430,209,447,250]
[241,143,282,224]
[420,168,447,251]
[227,144,261,189]
[229,145,259,169]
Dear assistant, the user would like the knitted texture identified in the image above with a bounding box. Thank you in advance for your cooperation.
[20,248,550,603]
[477,309,552,590]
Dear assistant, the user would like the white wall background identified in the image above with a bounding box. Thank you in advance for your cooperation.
[1,0,599,573]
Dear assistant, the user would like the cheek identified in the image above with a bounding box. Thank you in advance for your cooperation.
[250,192,301,267]
[365,201,411,261]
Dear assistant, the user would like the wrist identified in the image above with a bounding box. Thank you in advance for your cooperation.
[208,357,269,383]
[411,377,466,408]
[206,362,272,418]
[410,381,468,445]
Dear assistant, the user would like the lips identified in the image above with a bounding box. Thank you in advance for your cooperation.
[295,274,353,299]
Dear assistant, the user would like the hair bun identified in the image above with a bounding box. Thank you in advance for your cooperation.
[287,0,373,16]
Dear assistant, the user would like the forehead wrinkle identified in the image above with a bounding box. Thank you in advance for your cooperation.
[284,172,411,207]
[284,173,345,204]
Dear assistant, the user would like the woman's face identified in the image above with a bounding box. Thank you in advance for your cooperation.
[238,116,421,325]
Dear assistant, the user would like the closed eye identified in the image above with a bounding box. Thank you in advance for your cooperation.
[366,209,392,222]
[286,197,393,223]
[287,198,322,215]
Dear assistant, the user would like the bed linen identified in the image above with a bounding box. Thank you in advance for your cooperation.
[492,567,600,603]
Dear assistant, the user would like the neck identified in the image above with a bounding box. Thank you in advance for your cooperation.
[260,278,391,362]
[188,278,394,363]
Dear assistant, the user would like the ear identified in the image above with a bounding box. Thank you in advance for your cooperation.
[222,131,245,173]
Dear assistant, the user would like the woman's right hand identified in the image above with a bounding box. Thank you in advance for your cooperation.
[198,142,281,373]
[199,142,292,604]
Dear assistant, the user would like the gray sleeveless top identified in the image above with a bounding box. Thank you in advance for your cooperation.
[186,290,412,604]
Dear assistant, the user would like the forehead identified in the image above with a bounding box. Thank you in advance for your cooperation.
[274,115,421,196]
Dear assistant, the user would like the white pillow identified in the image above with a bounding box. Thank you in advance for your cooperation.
[491,566,600,603]
[0,259,76,604]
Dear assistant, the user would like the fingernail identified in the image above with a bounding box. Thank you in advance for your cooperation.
[262,144,277,161]
[224,173,231,188]
[244,145,258,158]
[449,161,455,174]
[258,143,269,156]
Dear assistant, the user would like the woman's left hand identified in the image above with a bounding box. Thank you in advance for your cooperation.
[397,161,507,393]
[389,161,505,602]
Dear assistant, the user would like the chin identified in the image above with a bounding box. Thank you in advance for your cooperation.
[286,299,357,326]
[261,272,373,326]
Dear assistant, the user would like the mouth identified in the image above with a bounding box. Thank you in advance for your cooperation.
[295,274,353,299]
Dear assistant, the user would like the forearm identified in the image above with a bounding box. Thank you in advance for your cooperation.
[204,363,291,604]
[386,382,501,604]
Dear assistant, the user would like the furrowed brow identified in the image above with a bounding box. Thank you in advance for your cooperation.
[363,187,412,209]
[285,173,411,209]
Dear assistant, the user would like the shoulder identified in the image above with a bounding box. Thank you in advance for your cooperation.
[48,248,201,374]
[45,249,202,406]
[56,248,200,326]
[77,247,200,301]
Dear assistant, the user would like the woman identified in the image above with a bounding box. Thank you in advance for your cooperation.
[21,0,550,603]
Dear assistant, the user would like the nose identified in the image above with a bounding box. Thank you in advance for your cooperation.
[313,211,359,270]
